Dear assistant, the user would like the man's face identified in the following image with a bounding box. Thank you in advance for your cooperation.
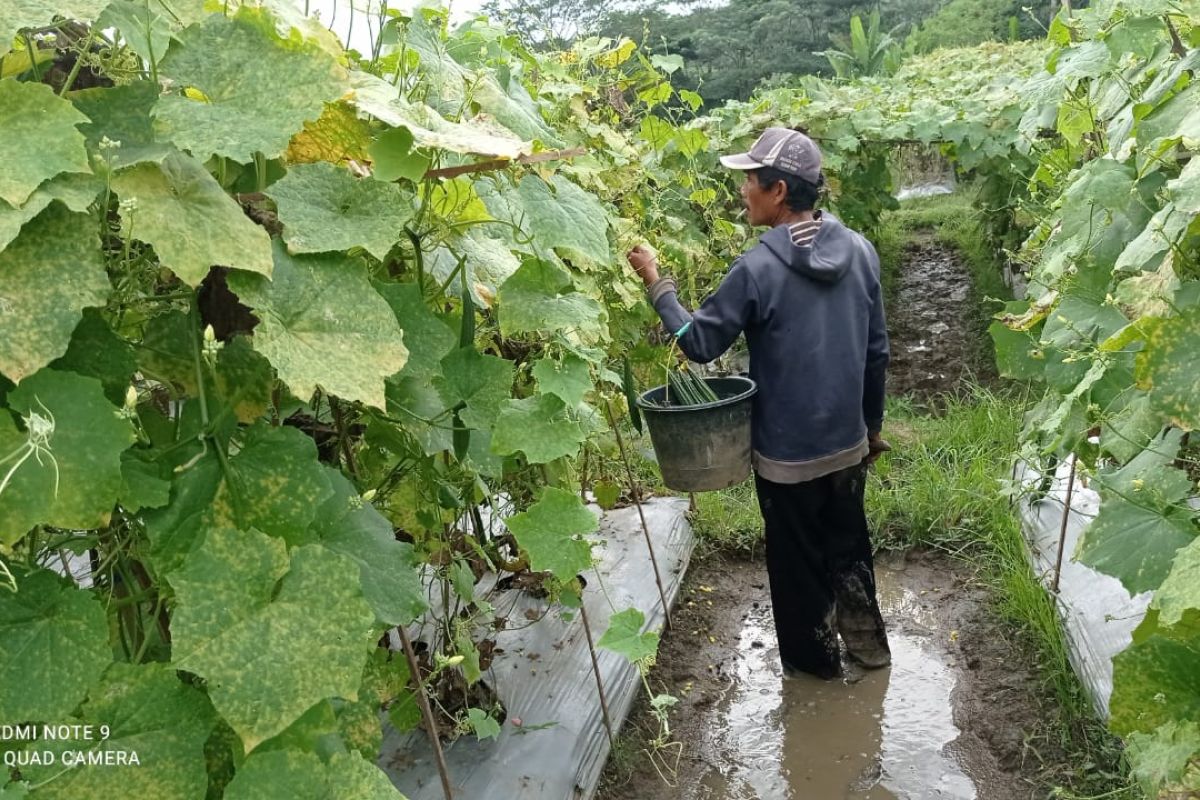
[740,172,783,227]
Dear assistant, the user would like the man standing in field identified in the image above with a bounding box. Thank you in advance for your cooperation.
[626,127,892,679]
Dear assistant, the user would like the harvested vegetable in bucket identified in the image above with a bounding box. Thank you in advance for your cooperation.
[658,364,720,407]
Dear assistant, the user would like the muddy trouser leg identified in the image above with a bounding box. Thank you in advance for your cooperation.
[824,463,891,667]
[754,473,841,679]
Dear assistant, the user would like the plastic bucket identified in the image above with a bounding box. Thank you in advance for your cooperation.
[636,376,757,492]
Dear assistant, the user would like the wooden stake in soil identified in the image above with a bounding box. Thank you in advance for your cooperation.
[1052,454,1077,594]
[603,399,673,632]
[579,604,616,749]
[396,625,455,800]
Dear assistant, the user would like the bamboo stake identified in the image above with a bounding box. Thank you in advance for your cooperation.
[396,626,455,800]
[603,399,673,632]
[579,604,615,749]
[421,147,588,180]
[1052,454,1077,594]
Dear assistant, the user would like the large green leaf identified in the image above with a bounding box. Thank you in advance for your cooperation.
[0,71,91,206]
[168,528,375,753]
[1111,631,1200,736]
[434,348,513,430]
[512,175,611,264]
[111,151,273,286]
[0,204,109,384]
[0,369,135,544]
[209,423,334,545]
[265,162,415,260]
[383,376,453,456]
[372,283,455,381]
[504,487,598,582]
[309,469,428,626]
[49,308,137,406]
[597,608,660,665]
[71,82,173,170]
[141,451,223,575]
[224,749,407,799]
[1138,305,1200,430]
[1099,393,1162,464]
[496,258,604,338]
[531,352,592,406]
[96,0,172,65]
[349,71,528,158]
[141,420,333,571]
[491,394,585,464]
[1168,154,1200,214]
[1125,721,1200,798]
[1078,498,1196,594]
[228,241,407,409]
[425,227,522,308]
[1114,203,1189,273]
[1148,536,1200,638]
[1138,82,1200,150]
[153,8,347,162]
[0,0,109,58]
[23,663,215,800]
[0,172,102,252]
[0,569,109,722]
[211,337,275,424]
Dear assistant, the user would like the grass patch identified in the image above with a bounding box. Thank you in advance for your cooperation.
[689,478,762,557]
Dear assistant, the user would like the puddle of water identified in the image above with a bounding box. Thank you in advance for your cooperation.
[688,568,976,800]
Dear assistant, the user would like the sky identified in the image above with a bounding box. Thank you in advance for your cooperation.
[304,0,517,53]
[303,0,714,53]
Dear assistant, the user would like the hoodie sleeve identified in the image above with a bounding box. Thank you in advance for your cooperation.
[863,247,889,434]
[649,259,758,364]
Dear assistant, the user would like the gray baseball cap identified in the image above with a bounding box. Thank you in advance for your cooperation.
[719,127,822,184]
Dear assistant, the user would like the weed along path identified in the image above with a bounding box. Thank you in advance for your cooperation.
[598,224,1079,800]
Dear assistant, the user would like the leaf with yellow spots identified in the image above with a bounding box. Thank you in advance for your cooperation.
[228,240,408,409]
[209,423,335,546]
[285,102,372,166]
[168,528,376,753]
[1138,305,1200,431]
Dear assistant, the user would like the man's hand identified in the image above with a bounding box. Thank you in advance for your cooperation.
[864,432,891,467]
[626,245,660,287]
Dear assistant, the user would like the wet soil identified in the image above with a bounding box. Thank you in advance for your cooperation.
[885,235,984,397]
[596,552,1060,800]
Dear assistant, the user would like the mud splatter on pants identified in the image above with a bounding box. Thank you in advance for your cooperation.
[754,463,890,679]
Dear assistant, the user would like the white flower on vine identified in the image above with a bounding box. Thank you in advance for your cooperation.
[0,397,61,502]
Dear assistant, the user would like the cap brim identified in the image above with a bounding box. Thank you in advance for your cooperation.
[718,153,762,170]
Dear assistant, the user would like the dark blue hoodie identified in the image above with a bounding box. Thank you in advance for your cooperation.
[649,212,888,483]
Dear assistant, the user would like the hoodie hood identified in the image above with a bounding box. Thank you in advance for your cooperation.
[759,212,854,284]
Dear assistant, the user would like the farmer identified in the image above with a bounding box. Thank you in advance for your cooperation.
[626,127,892,679]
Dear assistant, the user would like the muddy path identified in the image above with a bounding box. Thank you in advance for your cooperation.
[596,552,1058,800]
[885,234,990,396]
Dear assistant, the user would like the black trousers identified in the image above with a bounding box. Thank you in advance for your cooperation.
[755,463,890,679]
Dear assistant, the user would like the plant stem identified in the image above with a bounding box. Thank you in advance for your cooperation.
[23,33,43,82]
[396,625,455,800]
[603,399,672,632]
[579,603,616,749]
[1052,454,1076,594]
[59,29,96,94]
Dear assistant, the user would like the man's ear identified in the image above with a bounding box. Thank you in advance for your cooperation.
[771,179,788,206]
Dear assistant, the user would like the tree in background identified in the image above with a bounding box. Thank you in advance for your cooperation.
[905,0,1078,53]
[595,0,878,105]
[483,0,1069,105]
[817,10,904,78]
[480,0,621,48]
